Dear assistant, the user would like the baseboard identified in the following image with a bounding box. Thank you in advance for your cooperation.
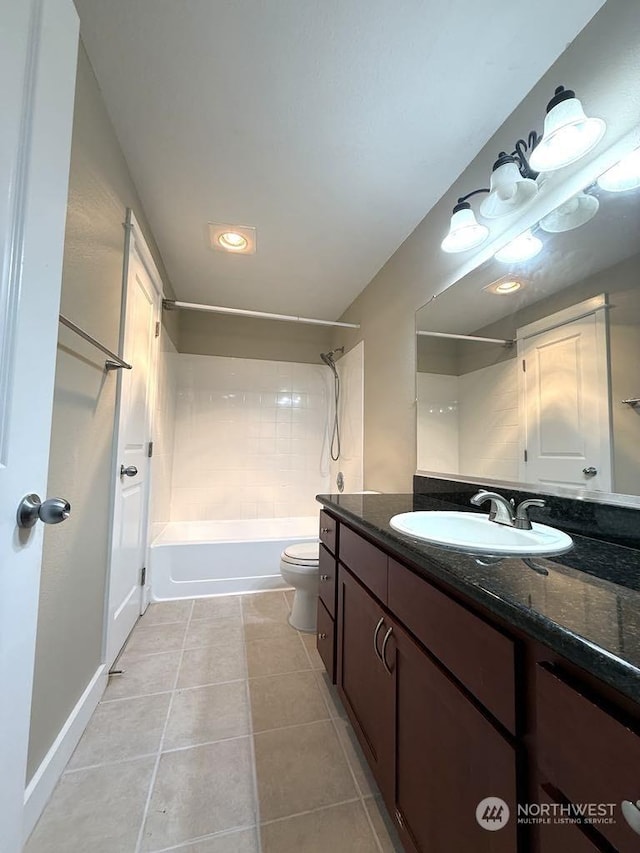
[23,663,108,840]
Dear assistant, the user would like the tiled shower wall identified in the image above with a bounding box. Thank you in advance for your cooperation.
[329,342,364,493]
[170,354,331,521]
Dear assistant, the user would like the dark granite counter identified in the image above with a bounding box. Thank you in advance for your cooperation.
[317,492,640,704]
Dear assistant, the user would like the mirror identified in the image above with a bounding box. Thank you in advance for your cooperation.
[416,145,640,502]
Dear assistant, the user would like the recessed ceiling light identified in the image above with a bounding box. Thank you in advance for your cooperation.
[208,223,257,254]
[483,278,524,296]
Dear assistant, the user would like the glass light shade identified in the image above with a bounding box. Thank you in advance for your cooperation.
[529,96,606,172]
[597,147,640,192]
[494,229,543,263]
[440,205,489,253]
[539,191,599,233]
[479,161,538,219]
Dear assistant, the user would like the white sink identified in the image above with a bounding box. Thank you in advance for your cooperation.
[389,511,573,557]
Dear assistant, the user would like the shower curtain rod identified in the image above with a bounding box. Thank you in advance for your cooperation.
[416,330,514,346]
[163,299,360,329]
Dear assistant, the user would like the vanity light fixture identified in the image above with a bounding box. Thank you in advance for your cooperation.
[494,228,543,264]
[440,196,490,253]
[208,223,257,254]
[528,86,606,173]
[597,146,640,192]
[440,85,606,255]
[539,190,599,233]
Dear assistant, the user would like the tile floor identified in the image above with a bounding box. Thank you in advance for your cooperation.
[26,591,403,853]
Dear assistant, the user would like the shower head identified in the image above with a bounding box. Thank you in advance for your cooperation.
[320,347,344,369]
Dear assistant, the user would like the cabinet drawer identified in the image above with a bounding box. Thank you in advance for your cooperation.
[316,598,335,682]
[339,525,388,603]
[536,665,640,851]
[319,544,337,617]
[388,559,516,734]
[319,510,337,554]
[536,788,604,853]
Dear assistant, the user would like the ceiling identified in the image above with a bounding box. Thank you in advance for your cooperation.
[75,0,605,320]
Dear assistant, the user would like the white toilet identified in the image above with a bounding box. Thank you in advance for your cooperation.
[280,542,320,632]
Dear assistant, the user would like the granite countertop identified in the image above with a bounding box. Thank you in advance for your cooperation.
[317,492,640,704]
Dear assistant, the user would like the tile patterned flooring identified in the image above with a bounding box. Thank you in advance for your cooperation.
[26,591,403,853]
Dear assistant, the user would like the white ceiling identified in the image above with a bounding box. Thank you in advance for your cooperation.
[75,0,605,319]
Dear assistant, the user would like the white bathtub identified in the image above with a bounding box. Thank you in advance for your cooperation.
[150,516,319,600]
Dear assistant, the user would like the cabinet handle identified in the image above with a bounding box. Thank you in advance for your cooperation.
[320,574,330,581]
[381,626,394,675]
[318,632,327,640]
[321,527,331,534]
[373,617,385,662]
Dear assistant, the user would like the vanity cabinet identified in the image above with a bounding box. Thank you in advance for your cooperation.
[336,558,517,852]
[317,510,640,853]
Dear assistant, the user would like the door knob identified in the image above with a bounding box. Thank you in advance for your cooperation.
[582,466,598,477]
[120,465,138,478]
[17,494,71,528]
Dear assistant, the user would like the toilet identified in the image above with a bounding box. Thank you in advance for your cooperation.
[280,542,320,632]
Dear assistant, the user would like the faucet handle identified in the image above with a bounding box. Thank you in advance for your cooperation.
[514,498,546,530]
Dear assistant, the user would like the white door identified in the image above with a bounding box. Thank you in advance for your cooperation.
[519,298,612,492]
[0,1,78,850]
[106,216,162,666]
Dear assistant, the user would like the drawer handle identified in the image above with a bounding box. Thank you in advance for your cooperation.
[622,800,640,835]
[318,632,327,640]
[321,527,331,534]
[373,617,384,662]
[381,626,394,676]
[320,574,330,581]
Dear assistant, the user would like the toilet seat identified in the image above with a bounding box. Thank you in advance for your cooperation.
[281,542,319,566]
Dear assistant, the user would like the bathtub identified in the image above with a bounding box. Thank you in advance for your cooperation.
[149,516,319,600]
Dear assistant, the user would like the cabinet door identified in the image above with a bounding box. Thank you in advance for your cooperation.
[536,788,604,853]
[394,623,518,853]
[336,566,394,804]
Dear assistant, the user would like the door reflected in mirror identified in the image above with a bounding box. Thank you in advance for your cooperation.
[416,152,640,502]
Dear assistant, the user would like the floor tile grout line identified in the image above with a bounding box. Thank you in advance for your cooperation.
[147,823,259,853]
[134,598,194,853]
[259,795,363,827]
[241,594,264,853]
[101,674,250,705]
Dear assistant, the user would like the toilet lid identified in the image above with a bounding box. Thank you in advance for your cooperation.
[282,542,320,565]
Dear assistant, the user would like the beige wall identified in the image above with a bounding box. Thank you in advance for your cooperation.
[27,43,175,781]
[178,310,332,364]
[335,0,640,492]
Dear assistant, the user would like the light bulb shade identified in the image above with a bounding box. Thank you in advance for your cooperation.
[494,229,543,263]
[480,155,538,218]
[529,87,605,172]
[597,147,640,192]
[440,202,489,253]
[539,191,599,233]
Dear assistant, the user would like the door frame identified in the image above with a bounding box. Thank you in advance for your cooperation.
[516,294,612,489]
[103,209,164,667]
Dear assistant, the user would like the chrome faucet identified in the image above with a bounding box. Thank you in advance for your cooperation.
[470,490,515,526]
[470,489,546,530]
[514,498,546,530]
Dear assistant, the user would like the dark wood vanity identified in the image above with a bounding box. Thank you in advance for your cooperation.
[316,507,640,853]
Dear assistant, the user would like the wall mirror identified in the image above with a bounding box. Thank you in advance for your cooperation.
[415,142,640,504]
